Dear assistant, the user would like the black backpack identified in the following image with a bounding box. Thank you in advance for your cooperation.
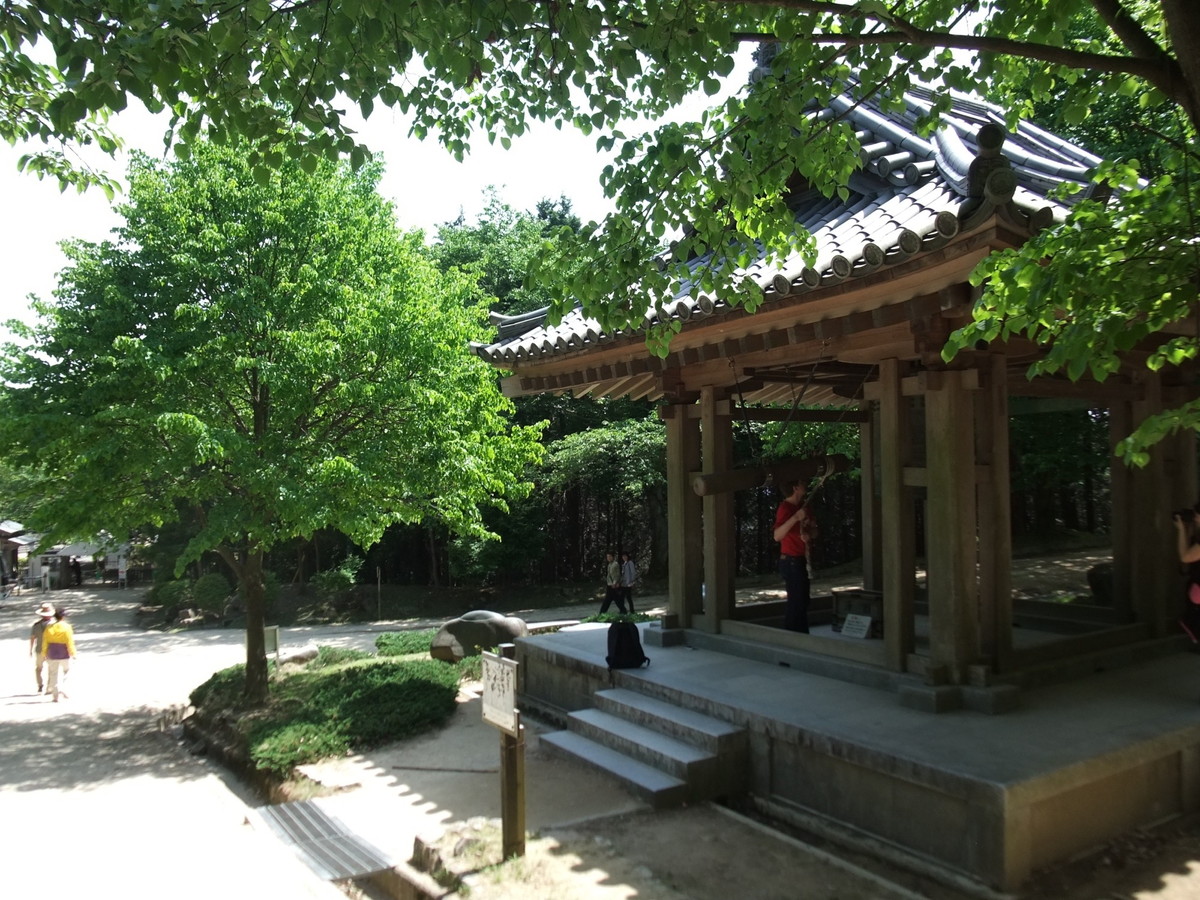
[606,621,650,670]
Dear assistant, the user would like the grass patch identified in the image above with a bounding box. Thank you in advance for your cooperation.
[375,629,437,656]
[190,651,475,777]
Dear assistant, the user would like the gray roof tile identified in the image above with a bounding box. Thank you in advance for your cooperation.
[475,85,1101,366]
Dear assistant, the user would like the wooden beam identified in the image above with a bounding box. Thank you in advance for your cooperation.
[720,407,869,423]
[691,454,851,497]
[1007,374,1142,402]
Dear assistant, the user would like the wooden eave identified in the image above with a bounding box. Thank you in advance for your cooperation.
[499,224,1008,404]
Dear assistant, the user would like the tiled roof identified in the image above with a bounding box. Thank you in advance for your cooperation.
[472,84,1104,369]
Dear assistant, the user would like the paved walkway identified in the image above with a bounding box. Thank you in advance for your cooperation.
[4,578,1197,900]
[0,583,940,900]
[0,586,359,899]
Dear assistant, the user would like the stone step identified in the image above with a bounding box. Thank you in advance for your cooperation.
[594,688,744,754]
[539,730,688,809]
[567,707,717,784]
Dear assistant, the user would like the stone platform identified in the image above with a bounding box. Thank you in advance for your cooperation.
[516,622,1200,893]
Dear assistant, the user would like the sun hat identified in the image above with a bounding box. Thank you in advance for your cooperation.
[36,602,55,617]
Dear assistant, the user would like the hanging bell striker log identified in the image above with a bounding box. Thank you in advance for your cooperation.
[690,454,851,497]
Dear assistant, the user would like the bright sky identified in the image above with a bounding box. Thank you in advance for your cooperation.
[0,104,620,331]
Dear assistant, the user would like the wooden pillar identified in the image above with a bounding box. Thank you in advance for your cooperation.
[976,354,1013,669]
[879,359,915,671]
[1128,371,1175,636]
[699,387,734,632]
[665,404,703,625]
[860,403,882,592]
[925,370,980,684]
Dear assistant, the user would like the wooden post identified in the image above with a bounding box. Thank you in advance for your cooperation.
[1129,370,1174,636]
[879,359,915,671]
[665,405,704,625]
[483,647,524,859]
[976,354,1013,669]
[700,386,734,632]
[500,717,526,859]
[925,369,979,684]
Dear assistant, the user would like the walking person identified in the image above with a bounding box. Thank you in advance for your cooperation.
[42,607,76,702]
[619,551,638,614]
[774,480,818,632]
[29,601,56,693]
[598,551,626,615]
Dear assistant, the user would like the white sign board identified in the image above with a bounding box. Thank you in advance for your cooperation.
[482,651,519,736]
[840,614,873,639]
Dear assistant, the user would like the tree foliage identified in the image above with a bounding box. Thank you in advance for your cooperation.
[0,141,543,700]
[432,190,577,316]
[6,1,1200,451]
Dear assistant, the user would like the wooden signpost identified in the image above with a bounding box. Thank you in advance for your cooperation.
[482,647,525,859]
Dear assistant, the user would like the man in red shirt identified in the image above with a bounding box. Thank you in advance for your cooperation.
[774,480,818,632]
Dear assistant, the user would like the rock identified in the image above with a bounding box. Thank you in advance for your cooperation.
[276,644,319,666]
[430,610,528,662]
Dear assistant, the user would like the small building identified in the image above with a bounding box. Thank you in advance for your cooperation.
[472,81,1200,891]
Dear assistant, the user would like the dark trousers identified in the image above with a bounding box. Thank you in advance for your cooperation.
[1181,595,1200,643]
[600,585,627,615]
[779,555,810,633]
[620,586,634,613]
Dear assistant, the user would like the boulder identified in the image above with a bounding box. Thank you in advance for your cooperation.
[277,643,320,666]
[430,610,528,663]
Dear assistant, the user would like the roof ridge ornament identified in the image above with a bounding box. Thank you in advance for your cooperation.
[958,124,1016,231]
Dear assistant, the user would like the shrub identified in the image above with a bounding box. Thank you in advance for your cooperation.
[151,578,193,609]
[191,655,464,775]
[311,555,362,606]
[250,721,350,775]
[456,655,483,681]
[375,629,437,657]
[190,664,246,709]
[193,573,232,615]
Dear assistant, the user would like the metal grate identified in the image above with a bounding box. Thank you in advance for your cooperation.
[251,800,394,882]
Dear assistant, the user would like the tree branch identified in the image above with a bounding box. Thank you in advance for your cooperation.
[727,26,1184,104]
[717,0,1186,110]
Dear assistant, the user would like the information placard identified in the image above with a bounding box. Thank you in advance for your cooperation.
[840,613,873,639]
[482,651,520,736]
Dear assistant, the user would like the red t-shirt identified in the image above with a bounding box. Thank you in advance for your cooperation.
[775,499,815,557]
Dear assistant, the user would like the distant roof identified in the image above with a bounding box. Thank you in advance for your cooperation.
[472,83,1105,384]
[0,520,25,536]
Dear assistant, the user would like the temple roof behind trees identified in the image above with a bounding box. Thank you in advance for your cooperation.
[472,82,1109,408]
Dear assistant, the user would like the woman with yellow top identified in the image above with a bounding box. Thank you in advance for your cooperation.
[41,608,76,702]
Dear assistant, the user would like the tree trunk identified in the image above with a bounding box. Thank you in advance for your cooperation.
[219,544,270,705]
[426,525,440,587]
[1163,0,1200,132]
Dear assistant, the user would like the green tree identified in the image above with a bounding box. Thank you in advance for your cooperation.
[0,142,543,702]
[432,190,566,317]
[540,417,668,577]
[7,2,1200,450]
